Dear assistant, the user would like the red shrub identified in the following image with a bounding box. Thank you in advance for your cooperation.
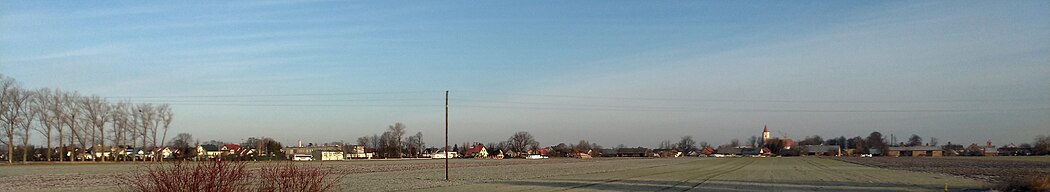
[257,162,344,192]
[121,160,252,192]
[121,160,344,192]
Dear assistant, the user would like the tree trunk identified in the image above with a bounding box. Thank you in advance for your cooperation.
[8,122,16,163]
[45,129,52,161]
[22,125,30,162]
[57,128,63,162]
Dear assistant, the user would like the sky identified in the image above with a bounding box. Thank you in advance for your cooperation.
[2,1,1048,148]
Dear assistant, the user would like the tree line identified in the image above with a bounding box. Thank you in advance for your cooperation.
[355,122,425,158]
[0,74,174,163]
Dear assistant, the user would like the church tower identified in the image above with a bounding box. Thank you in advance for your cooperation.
[762,125,771,142]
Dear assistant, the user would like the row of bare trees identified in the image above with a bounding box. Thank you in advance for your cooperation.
[0,74,174,163]
[355,122,425,158]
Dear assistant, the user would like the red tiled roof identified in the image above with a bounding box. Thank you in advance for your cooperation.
[466,146,485,154]
[223,144,241,151]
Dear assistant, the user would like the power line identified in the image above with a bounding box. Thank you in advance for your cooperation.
[458,91,1047,104]
[104,90,440,99]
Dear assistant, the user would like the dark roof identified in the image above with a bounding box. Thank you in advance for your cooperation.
[888,146,942,151]
[715,146,745,154]
[618,147,650,154]
[200,144,220,151]
[804,145,841,153]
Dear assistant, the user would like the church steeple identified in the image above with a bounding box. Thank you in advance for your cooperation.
[762,125,771,142]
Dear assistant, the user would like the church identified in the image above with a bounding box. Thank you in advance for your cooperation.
[760,125,796,155]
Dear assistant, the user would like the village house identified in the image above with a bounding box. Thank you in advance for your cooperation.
[159,147,175,159]
[968,140,998,156]
[220,144,241,156]
[886,146,943,157]
[196,144,222,160]
[465,145,488,158]
[346,145,374,159]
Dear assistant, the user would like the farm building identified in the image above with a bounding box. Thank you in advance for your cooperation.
[886,146,943,157]
[283,145,340,160]
[715,146,743,156]
[803,145,842,156]
[311,150,345,161]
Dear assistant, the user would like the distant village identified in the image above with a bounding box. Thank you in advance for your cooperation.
[1,74,1048,163]
[7,123,1046,163]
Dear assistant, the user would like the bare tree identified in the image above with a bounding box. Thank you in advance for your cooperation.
[574,140,592,152]
[676,136,697,152]
[1034,135,1050,155]
[387,122,406,158]
[799,135,824,146]
[506,131,537,154]
[62,91,89,161]
[34,88,57,161]
[170,133,193,158]
[404,131,423,157]
[80,96,110,161]
[866,132,887,154]
[52,91,70,161]
[109,101,132,161]
[658,140,674,150]
[378,131,395,158]
[18,90,38,162]
[0,76,17,163]
[414,132,424,156]
[747,136,758,148]
[356,136,372,152]
[1,81,31,163]
[906,134,922,147]
[157,104,173,161]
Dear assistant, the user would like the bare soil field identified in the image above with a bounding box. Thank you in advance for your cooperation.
[424,157,986,191]
[833,156,1050,182]
[1,157,990,192]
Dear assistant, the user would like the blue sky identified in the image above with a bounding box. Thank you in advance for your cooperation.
[2,1,1048,148]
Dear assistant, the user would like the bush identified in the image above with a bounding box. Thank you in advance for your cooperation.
[121,160,343,192]
[258,162,344,192]
[996,173,1050,192]
[122,160,252,192]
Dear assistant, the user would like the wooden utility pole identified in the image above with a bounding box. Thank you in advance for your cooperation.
[444,90,449,181]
